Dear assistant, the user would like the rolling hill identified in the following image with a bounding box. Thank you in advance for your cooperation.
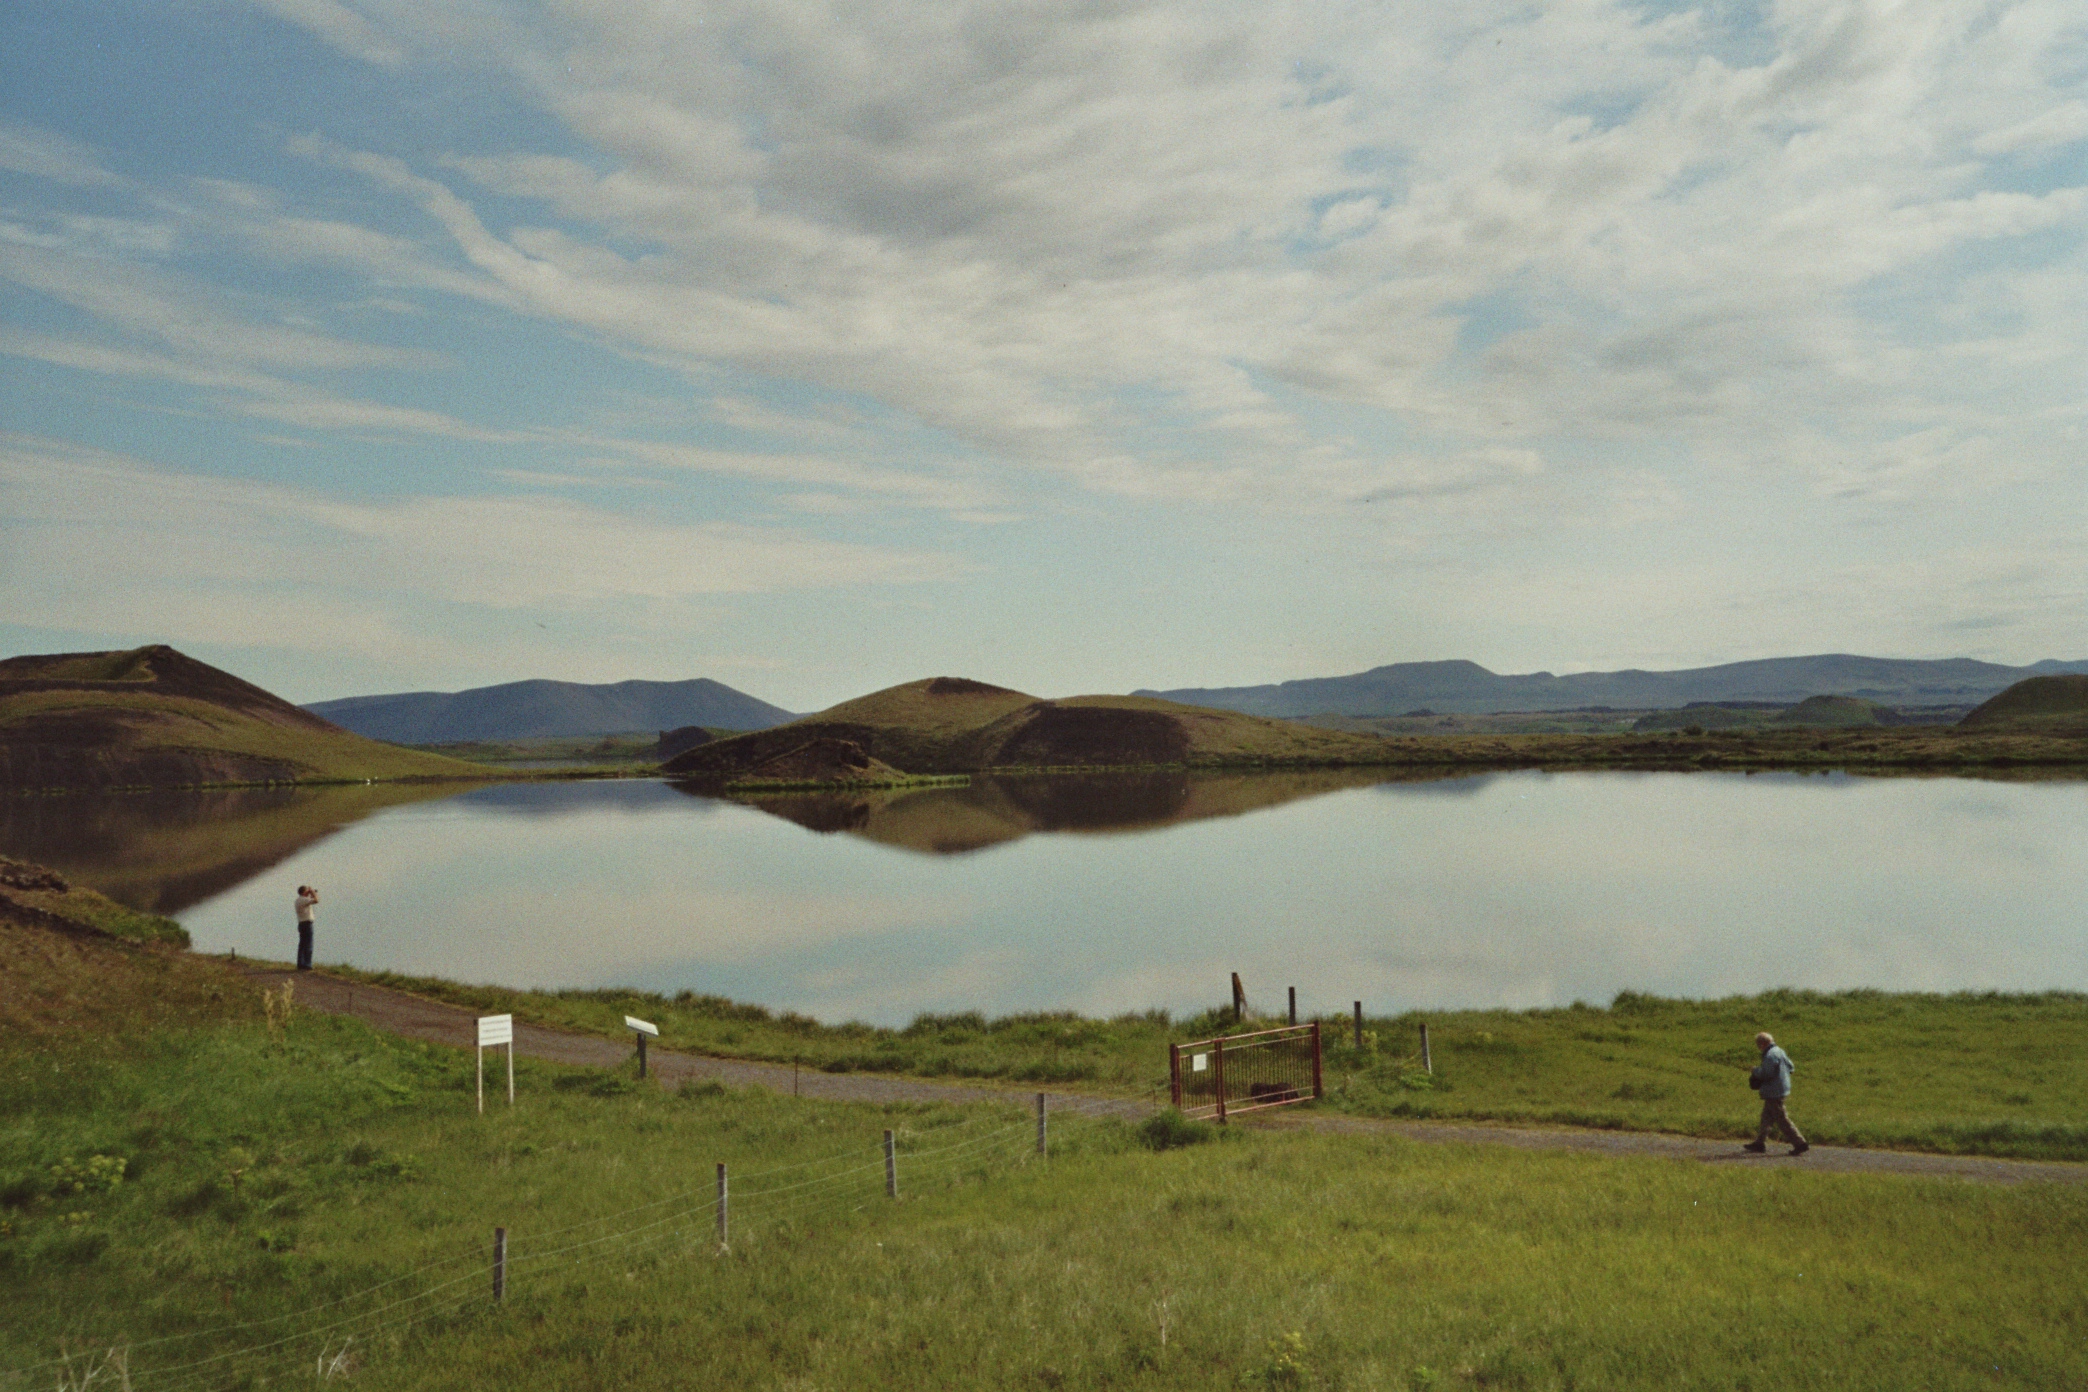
[305,676,796,743]
[1139,654,2088,718]
[1958,675,2088,734]
[0,646,483,790]
[661,676,1400,780]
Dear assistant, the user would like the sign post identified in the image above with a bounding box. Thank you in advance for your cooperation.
[477,1015,514,1113]
[626,1016,659,1080]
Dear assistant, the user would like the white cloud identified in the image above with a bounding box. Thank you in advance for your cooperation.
[247,0,406,67]
[1972,100,2088,156]
[0,435,972,642]
[0,119,127,188]
[226,0,2079,514]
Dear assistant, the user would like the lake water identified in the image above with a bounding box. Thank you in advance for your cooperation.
[6,771,2083,1026]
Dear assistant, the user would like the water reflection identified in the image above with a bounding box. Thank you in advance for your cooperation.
[0,782,473,913]
[5,771,2083,1025]
[699,769,1410,854]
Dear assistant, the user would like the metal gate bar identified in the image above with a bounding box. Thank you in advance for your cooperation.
[1169,1021,1322,1121]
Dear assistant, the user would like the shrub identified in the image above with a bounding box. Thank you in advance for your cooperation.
[1137,1110,1215,1151]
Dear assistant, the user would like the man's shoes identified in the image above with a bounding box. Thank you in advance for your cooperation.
[1741,1141,1767,1153]
[1790,1141,1811,1156]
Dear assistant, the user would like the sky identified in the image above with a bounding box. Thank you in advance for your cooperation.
[0,0,2082,711]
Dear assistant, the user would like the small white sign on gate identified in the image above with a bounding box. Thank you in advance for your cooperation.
[1192,1053,1208,1072]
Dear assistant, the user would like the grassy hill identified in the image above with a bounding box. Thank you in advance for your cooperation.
[662,676,1400,779]
[1960,674,2088,734]
[0,646,485,791]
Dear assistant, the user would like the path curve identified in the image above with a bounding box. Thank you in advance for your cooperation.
[244,966,2085,1187]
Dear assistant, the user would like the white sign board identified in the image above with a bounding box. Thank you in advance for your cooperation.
[1192,1053,1208,1072]
[478,1014,514,1047]
[625,1015,659,1037]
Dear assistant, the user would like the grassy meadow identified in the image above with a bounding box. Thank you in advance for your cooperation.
[4,971,2085,1392]
[319,967,2088,1161]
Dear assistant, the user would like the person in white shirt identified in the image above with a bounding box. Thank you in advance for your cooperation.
[294,885,319,971]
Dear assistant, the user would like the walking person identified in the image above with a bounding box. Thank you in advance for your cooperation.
[1743,1031,1809,1155]
[294,884,319,971]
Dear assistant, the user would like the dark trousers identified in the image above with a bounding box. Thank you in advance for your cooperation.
[1754,1094,1806,1146]
[297,922,314,971]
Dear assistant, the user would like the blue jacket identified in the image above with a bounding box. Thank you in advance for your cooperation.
[1752,1045,1794,1099]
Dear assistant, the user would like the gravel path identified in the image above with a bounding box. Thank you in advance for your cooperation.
[245,966,2085,1187]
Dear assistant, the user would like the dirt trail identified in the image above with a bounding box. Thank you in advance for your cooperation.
[242,965,1148,1118]
[244,966,2085,1187]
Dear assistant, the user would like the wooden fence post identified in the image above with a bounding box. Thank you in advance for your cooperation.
[1354,1001,1363,1050]
[1213,1037,1228,1124]
[884,1130,898,1197]
[1036,1093,1047,1157]
[636,1033,647,1081]
[1420,1022,1432,1074]
[1231,972,1246,1022]
[1310,1021,1324,1099]
[1288,986,1297,1026]
[716,1162,728,1249]
[492,1227,506,1301]
[1169,1042,1182,1108]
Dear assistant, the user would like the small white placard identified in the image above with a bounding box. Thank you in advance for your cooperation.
[477,1014,513,1047]
[625,1015,659,1037]
[1192,1053,1208,1072]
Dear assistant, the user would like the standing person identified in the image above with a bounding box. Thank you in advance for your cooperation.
[294,885,319,972]
[1743,1031,1809,1155]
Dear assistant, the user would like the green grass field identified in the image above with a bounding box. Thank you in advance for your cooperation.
[318,968,2088,1161]
[3,990,2084,1392]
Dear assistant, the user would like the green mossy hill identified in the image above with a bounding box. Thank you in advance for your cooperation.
[664,676,1397,776]
[0,645,486,790]
[0,856,187,947]
[1629,705,1767,732]
[1773,695,1887,727]
[1959,674,2088,733]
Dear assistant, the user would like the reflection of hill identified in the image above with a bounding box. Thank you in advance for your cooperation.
[0,782,473,913]
[692,768,1428,855]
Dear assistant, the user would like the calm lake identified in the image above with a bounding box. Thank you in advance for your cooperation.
[7,770,2083,1026]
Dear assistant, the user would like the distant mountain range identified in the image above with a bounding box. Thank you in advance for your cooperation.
[305,678,797,743]
[1138,654,2088,719]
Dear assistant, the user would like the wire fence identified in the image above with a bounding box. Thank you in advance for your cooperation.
[0,1093,1131,1392]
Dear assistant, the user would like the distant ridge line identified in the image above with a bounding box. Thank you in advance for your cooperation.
[304,676,797,743]
[1136,653,2088,719]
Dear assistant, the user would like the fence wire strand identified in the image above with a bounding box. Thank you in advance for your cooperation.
[4,1093,1134,1392]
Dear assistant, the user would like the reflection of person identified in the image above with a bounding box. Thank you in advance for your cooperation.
[1743,1031,1809,1155]
[294,885,319,972]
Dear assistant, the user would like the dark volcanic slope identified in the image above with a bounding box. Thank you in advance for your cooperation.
[306,676,796,742]
[0,646,342,730]
[663,676,1392,778]
[1959,675,2088,732]
[1,645,475,789]
[1141,654,2088,719]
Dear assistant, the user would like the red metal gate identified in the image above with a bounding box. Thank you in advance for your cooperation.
[1169,1022,1322,1122]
